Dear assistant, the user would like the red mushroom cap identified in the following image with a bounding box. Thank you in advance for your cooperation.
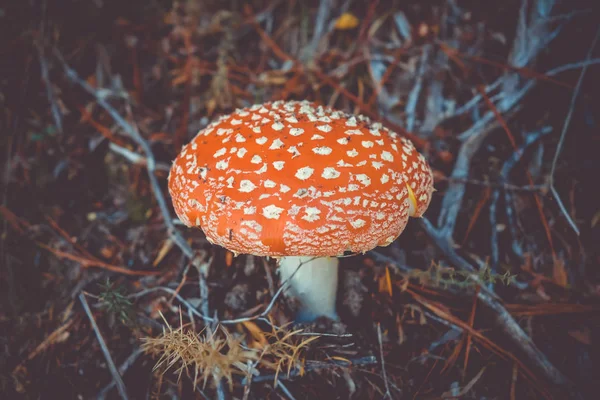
[168,100,433,257]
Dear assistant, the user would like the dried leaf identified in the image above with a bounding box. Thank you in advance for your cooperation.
[242,320,267,347]
[568,327,591,345]
[378,267,393,296]
[153,239,174,267]
[552,258,568,287]
[334,13,359,30]
[591,210,600,228]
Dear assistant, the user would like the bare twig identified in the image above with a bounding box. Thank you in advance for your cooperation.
[490,128,551,273]
[300,0,333,63]
[79,292,129,400]
[127,286,215,323]
[53,48,195,261]
[437,0,567,238]
[277,380,298,400]
[418,218,579,397]
[97,348,144,400]
[36,0,63,134]
[221,257,317,325]
[36,41,63,134]
[377,323,391,399]
[548,25,600,236]
[127,258,329,329]
[405,45,430,131]
[109,143,171,172]
[38,242,159,277]
[243,356,378,384]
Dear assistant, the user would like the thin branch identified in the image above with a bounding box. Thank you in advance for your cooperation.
[109,143,171,172]
[548,25,600,236]
[53,48,194,261]
[127,257,320,326]
[220,257,318,325]
[36,0,63,134]
[79,292,129,400]
[277,380,298,400]
[127,286,215,323]
[418,218,580,397]
[243,356,378,384]
[97,348,144,400]
[405,45,430,131]
[36,41,63,134]
[377,323,391,399]
[300,0,333,63]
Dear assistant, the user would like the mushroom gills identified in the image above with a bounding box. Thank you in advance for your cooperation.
[277,256,339,322]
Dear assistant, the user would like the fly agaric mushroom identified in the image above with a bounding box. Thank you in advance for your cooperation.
[168,100,433,321]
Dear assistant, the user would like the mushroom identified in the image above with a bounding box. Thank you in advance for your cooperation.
[168,100,434,321]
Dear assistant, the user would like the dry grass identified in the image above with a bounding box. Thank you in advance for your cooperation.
[141,312,257,390]
[255,322,321,384]
[141,313,322,390]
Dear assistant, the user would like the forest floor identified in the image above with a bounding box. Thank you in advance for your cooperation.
[1,1,600,399]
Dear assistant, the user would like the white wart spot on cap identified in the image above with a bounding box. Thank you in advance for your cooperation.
[322,167,341,179]
[215,159,229,170]
[217,128,233,136]
[239,180,257,192]
[287,146,300,158]
[350,219,366,229]
[317,124,332,133]
[241,220,262,232]
[269,138,285,150]
[312,146,332,155]
[295,166,314,180]
[347,149,359,157]
[199,167,208,180]
[256,136,268,145]
[272,121,284,131]
[345,129,363,135]
[262,204,284,219]
[251,155,262,164]
[381,151,394,162]
[302,207,321,222]
[355,174,371,186]
[272,161,285,170]
[345,117,357,127]
[362,141,374,148]
[213,147,227,158]
[290,127,304,136]
[369,127,381,136]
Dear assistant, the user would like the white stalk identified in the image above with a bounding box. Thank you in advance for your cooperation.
[277,256,339,322]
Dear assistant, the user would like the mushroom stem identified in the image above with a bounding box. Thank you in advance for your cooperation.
[278,256,339,322]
